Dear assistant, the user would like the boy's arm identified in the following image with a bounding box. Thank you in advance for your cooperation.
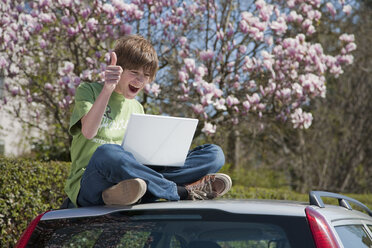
[81,52,123,139]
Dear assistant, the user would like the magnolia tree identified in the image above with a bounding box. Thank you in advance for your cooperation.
[0,0,356,158]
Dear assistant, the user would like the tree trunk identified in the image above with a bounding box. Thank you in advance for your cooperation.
[227,129,241,170]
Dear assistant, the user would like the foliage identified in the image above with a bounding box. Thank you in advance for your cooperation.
[235,0,372,193]
[0,157,70,247]
[224,186,372,211]
[0,0,356,159]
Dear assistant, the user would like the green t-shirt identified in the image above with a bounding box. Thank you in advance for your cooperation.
[64,82,144,207]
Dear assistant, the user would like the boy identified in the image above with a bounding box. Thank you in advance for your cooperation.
[64,34,232,207]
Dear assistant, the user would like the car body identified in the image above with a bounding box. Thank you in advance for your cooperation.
[16,191,372,248]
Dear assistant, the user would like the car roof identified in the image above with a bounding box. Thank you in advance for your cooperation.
[313,204,372,222]
[42,199,310,221]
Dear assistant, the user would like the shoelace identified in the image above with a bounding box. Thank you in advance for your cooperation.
[186,176,217,200]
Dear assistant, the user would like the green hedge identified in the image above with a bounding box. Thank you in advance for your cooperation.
[0,157,70,247]
[1,157,371,247]
[224,186,372,210]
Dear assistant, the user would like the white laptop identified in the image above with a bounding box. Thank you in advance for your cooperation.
[121,113,198,167]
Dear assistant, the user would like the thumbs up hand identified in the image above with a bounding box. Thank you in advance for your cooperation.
[104,52,123,92]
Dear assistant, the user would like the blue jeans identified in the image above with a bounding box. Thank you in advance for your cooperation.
[77,143,225,206]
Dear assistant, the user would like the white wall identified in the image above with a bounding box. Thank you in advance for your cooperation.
[0,107,30,156]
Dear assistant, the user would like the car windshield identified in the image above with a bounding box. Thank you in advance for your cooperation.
[28,209,315,248]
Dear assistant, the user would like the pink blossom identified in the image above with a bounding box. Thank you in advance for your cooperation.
[151,83,161,97]
[39,0,51,8]
[178,71,188,83]
[26,94,32,103]
[277,88,291,100]
[292,83,303,98]
[239,45,247,54]
[9,64,19,74]
[339,33,355,43]
[337,55,354,65]
[184,58,195,72]
[195,66,206,78]
[192,104,204,114]
[242,101,251,111]
[112,0,127,11]
[287,0,295,8]
[176,7,184,16]
[145,83,161,97]
[80,8,91,19]
[134,9,144,19]
[247,93,260,104]
[345,42,357,53]
[44,83,54,91]
[291,108,313,129]
[287,11,299,23]
[258,3,273,22]
[302,19,312,30]
[226,95,239,107]
[11,86,19,96]
[239,20,249,34]
[81,69,93,80]
[59,0,72,7]
[68,87,75,96]
[86,18,98,32]
[243,56,255,72]
[306,25,315,35]
[271,17,287,35]
[0,56,8,68]
[261,51,274,69]
[59,61,74,75]
[39,13,54,23]
[201,94,213,105]
[67,26,79,36]
[326,3,336,17]
[216,30,224,40]
[241,11,252,22]
[179,36,187,46]
[200,50,214,61]
[120,24,132,34]
[299,73,326,97]
[61,16,70,26]
[213,88,223,98]
[214,99,226,111]
[202,122,216,135]
[181,83,189,94]
[330,64,343,77]
[74,77,81,86]
[102,4,115,17]
[343,5,352,15]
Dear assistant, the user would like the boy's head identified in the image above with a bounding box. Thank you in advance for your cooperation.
[113,34,158,81]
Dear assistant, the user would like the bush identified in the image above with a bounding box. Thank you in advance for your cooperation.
[224,186,372,211]
[0,157,70,247]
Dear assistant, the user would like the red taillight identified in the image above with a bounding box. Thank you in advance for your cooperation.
[15,211,49,248]
[305,207,340,248]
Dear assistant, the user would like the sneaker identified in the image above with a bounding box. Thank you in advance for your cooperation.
[102,178,147,205]
[185,173,232,200]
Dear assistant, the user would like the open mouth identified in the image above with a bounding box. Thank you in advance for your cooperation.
[129,84,140,93]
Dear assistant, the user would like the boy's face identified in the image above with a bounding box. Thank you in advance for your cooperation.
[115,68,151,99]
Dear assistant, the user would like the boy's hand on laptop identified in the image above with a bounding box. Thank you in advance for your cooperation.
[104,52,123,92]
